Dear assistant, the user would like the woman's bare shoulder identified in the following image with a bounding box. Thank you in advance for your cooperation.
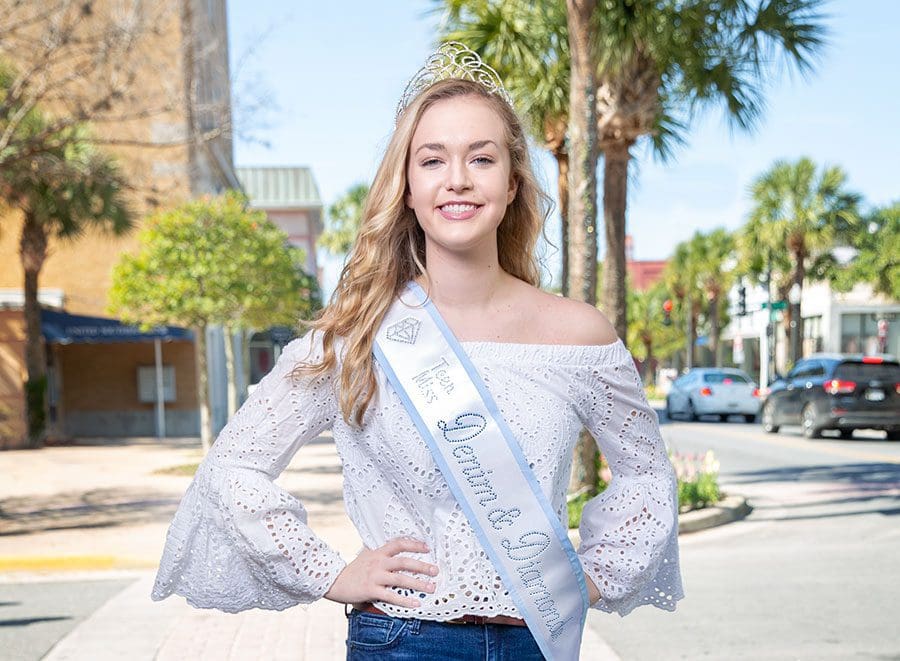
[518,284,618,346]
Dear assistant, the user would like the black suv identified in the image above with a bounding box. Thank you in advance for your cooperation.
[761,354,900,439]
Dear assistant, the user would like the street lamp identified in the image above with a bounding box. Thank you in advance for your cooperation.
[788,282,802,365]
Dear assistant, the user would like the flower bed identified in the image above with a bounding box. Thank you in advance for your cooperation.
[567,450,722,528]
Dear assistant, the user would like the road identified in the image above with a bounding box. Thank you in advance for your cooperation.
[585,412,900,660]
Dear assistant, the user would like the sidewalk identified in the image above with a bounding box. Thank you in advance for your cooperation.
[0,436,620,660]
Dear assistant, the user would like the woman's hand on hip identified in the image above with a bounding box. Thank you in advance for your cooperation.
[324,537,439,609]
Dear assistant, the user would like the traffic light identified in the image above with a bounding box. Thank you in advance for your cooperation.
[663,299,673,326]
[737,286,747,316]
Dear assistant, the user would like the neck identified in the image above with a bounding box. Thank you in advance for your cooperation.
[415,241,508,310]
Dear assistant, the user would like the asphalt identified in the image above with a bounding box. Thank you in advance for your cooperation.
[0,427,745,660]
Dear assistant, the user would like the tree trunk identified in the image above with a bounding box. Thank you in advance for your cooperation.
[554,150,570,297]
[223,324,238,418]
[566,0,600,497]
[601,140,631,343]
[195,324,212,452]
[20,212,48,449]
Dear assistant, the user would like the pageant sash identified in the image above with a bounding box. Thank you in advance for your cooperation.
[373,281,588,661]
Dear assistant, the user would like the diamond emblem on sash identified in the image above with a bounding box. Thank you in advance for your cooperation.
[386,316,421,344]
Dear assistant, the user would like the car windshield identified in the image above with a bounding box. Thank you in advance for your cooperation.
[702,372,750,384]
[833,362,900,382]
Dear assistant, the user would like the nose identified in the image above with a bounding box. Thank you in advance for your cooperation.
[444,158,472,192]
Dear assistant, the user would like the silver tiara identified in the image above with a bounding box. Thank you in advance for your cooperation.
[395,41,514,123]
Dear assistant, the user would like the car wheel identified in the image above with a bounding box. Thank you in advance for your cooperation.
[718,414,727,422]
[665,396,674,420]
[762,401,779,433]
[801,404,822,439]
[685,399,697,422]
[887,430,900,441]
[744,414,757,423]
[838,429,854,439]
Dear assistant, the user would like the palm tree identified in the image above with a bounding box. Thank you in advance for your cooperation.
[739,157,860,365]
[319,183,370,255]
[690,229,736,367]
[627,281,684,384]
[1,129,132,447]
[434,1,573,293]
[664,240,703,369]
[589,0,828,344]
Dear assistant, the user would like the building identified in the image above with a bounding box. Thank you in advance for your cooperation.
[235,166,325,385]
[0,1,237,448]
[721,280,899,387]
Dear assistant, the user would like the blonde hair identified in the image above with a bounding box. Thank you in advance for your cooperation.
[295,78,550,426]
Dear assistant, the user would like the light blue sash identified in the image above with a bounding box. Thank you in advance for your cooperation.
[373,281,588,661]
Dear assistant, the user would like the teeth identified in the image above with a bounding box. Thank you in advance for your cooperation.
[442,204,477,213]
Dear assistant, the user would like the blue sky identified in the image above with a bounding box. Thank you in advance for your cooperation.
[227,1,900,293]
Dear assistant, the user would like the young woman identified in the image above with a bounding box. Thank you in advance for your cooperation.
[152,45,683,660]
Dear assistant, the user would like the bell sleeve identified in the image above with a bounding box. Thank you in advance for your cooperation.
[150,330,345,613]
[572,340,684,616]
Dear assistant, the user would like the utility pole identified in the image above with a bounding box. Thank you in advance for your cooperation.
[766,250,777,380]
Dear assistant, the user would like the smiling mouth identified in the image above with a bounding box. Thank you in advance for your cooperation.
[439,203,481,213]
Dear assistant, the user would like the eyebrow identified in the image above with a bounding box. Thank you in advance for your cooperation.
[414,140,498,155]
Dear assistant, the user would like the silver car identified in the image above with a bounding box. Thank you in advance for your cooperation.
[666,368,762,422]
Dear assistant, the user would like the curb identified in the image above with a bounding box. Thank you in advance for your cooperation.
[567,494,752,547]
[677,494,753,534]
[0,555,158,573]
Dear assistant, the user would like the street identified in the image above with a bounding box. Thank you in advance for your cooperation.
[586,413,900,660]
[2,413,898,660]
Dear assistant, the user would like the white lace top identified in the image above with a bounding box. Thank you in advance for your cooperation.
[151,330,684,619]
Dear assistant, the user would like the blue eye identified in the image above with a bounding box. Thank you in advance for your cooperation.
[473,157,494,165]
[421,159,441,167]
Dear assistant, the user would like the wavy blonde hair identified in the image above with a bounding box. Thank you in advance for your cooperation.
[294,78,550,426]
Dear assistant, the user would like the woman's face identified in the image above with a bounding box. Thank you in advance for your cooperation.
[405,95,518,255]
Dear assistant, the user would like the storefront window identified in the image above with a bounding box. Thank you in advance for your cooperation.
[841,313,900,356]
[802,315,823,355]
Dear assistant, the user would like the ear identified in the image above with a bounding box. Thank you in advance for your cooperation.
[507,176,518,205]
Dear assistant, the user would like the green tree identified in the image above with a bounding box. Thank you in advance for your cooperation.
[0,119,133,448]
[739,158,860,364]
[689,229,736,367]
[627,281,684,384]
[108,191,316,450]
[589,0,827,347]
[834,202,899,301]
[319,183,369,255]
[664,240,703,369]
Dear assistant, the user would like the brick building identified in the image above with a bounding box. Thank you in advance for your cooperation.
[0,1,237,447]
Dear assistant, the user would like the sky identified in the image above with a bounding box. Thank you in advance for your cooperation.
[226,1,900,294]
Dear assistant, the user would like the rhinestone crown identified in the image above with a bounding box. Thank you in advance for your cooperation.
[395,41,513,124]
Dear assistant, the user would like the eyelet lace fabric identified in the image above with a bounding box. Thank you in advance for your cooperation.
[151,331,684,618]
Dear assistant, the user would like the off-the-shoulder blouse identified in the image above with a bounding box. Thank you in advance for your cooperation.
[151,330,684,619]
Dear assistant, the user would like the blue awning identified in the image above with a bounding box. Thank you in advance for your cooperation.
[41,309,193,344]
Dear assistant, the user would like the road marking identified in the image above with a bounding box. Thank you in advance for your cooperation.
[667,423,900,464]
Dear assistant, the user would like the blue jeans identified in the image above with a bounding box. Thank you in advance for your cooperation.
[345,608,545,660]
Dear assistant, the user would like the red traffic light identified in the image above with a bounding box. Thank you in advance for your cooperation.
[663,299,674,313]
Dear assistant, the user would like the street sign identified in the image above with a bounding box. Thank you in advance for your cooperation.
[761,301,788,311]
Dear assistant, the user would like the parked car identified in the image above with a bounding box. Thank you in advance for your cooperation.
[761,354,900,440]
[665,368,762,422]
